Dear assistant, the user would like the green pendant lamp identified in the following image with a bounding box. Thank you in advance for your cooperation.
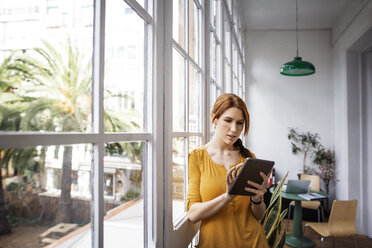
[280,0,315,76]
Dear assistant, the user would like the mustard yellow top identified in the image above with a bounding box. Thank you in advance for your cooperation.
[187,146,269,248]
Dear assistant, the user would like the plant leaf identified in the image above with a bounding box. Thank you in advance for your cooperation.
[265,195,281,239]
[274,229,287,248]
[267,172,288,210]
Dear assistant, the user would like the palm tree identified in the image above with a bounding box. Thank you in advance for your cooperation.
[18,40,92,223]
[0,52,38,234]
[20,40,142,223]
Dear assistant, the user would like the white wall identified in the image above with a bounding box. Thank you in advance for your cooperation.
[332,0,372,236]
[244,30,334,181]
[243,0,372,238]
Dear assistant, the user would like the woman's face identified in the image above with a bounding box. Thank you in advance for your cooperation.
[213,107,244,145]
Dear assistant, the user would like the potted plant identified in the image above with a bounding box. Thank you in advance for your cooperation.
[287,128,322,175]
[313,148,335,194]
[288,128,337,193]
[261,172,289,248]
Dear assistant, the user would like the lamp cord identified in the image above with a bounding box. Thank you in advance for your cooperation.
[296,0,299,57]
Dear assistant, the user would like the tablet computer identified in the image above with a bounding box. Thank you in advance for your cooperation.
[228,158,275,196]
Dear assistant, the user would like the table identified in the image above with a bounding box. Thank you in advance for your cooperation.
[270,187,328,248]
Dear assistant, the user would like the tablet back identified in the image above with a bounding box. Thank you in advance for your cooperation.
[228,158,275,196]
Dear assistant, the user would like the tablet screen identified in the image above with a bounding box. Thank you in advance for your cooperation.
[228,158,275,196]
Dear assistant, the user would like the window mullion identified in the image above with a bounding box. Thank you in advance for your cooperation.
[185,0,190,133]
[193,0,202,10]
[229,27,233,93]
[0,133,96,149]
[213,30,221,45]
[171,132,203,138]
[221,4,226,92]
[92,0,106,247]
[173,41,202,73]
[203,0,210,144]
[124,0,153,24]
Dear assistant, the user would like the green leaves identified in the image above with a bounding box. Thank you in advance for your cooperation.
[262,172,288,248]
[288,128,322,153]
[287,128,324,173]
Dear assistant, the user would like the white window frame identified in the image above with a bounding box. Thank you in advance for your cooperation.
[0,0,247,247]
[163,0,247,247]
[164,0,205,247]
[0,0,157,247]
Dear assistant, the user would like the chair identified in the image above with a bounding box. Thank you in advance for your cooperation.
[287,174,325,229]
[305,200,358,248]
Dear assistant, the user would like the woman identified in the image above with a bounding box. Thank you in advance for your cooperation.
[187,93,270,248]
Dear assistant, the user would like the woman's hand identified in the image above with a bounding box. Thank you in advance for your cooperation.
[245,169,272,202]
[225,163,243,201]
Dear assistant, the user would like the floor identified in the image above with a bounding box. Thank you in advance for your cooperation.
[0,225,49,248]
[1,220,372,248]
[284,219,372,248]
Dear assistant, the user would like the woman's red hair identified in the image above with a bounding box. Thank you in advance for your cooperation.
[211,93,250,136]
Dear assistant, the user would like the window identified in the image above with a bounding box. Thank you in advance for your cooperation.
[0,0,153,247]
[0,0,246,247]
[171,0,202,225]
[166,0,246,247]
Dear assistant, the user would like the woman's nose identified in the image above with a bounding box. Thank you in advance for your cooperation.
[230,123,237,132]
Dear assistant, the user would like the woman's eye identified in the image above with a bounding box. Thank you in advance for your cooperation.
[224,119,232,123]
[237,122,244,125]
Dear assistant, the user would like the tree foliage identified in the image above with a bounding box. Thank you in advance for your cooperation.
[287,128,322,174]
[1,39,144,227]
[288,128,336,193]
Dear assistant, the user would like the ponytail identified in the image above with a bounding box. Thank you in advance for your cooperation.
[233,138,253,158]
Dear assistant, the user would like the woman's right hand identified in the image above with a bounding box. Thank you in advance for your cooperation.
[225,163,243,201]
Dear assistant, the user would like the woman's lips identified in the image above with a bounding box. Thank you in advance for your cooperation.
[227,135,236,140]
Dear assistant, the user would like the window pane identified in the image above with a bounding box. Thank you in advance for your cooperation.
[0,1,93,133]
[239,58,243,84]
[173,0,185,48]
[226,0,232,14]
[189,0,200,64]
[173,49,186,132]
[238,21,243,48]
[243,72,246,93]
[210,84,216,133]
[189,136,202,153]
[210,0,217,29]
[233,76,238,94]
[0,144,92,247]
[103,141,145,248]
[215,40,222,87]
[233,42,238,76]
[172,137,185,224]
[189,63,201,132]
[224,14,231,63]
[225,60,231,92]
[136,0,146,10]
[210,84,216,112]
[210,33,216,81]
[233,3,238,34]
[104,1,146,133]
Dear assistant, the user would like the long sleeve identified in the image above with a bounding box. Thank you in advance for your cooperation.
[186,151,202,210]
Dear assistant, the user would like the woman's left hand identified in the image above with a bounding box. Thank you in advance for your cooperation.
[245,169,272,202]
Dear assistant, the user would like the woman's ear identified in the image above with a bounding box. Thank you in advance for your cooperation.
[212,117,217,128]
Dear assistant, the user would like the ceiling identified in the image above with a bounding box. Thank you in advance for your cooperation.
[236,0,362,30]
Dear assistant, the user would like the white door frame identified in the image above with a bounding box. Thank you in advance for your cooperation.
[346,26,372,237]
